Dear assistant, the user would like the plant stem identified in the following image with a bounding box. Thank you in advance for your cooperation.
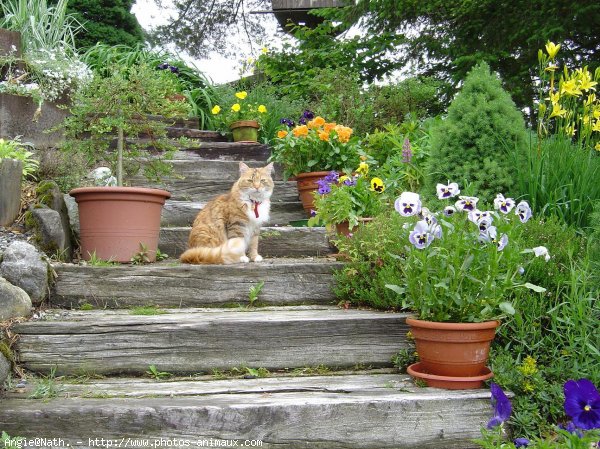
[117,122,123,187]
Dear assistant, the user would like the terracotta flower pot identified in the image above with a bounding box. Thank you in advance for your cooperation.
[69,186,171,263]
[295,171,334,217]
[334,217,373,237]
[230,120,259,143]
[406,317,499,384]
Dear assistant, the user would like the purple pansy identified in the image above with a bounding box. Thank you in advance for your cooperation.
[279,118,295,128]
[310,209,317,217]
[515,201,532,223]
[477,216,493,233]
[394,192,422,217]
[487,383,512,429]
[494,193,516,214]
[514,438,530,448]
[443,206,457,216]
[436,182,460,199]
[409,221,434,249]
[323,171,339,184]
[558,421,584,438]
[343,177,357,186]
[564,379,600,430]
[316,179,331,195]
[455,196,479,212]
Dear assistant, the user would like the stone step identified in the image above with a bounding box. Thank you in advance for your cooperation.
[160,226,333,258]
[162,200,306,226]
[49,258,341,309]
[0,373,491,448]
[14,306,410,376]
[134,178,299,203]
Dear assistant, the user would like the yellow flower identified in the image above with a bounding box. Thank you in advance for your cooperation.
[370,177,385,193]
[235,91,248,100]
[585,93,597,107]
[261,46,269,54]
[318,130,330,141]
[258,105,267,113]
[339,175,349,183]
[517,356,538,377]
[549,103,567,118]
[231,103,241,112]
[545,63,559,73]
[592,120,600,133]
[292,125,309,137]
[579,76,598,92]
[564,124,576,136]
[560,78,582,97]
[211,105,221,115]
[277,130,288,139]
[595,142,600,151]
[335,125,353,143]
[546,91,560,105]
[323,122,337,133]
[308,116,326,129]
[545,41,560,59]
[356,162,369,175]
[594,108,600,120]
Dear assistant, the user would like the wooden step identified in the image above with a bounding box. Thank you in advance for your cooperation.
[49,258,341,309]
[0,373,491,448]
[14,306,410,375]
[165,127,223,141]
[160,226,333,258]
[127,139,271,161]
[162,200,306,226]
[160,159,286,180]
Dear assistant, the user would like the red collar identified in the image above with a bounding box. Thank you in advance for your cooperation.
[251,200,261,218]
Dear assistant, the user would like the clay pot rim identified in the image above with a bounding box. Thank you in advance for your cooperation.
[69,186,171,199]
[229,120,260,130]
[407,362,494,383]
[406,317,500,331]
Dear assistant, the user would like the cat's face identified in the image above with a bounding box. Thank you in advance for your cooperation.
[237,162,274,202]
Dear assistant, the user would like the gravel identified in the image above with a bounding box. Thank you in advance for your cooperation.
[0,225,33,255]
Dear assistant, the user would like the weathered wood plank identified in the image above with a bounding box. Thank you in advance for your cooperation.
[14,307,411,375]
[159,226,332,258]
[0,158,22,226]
[49,258,341,308]
[0,375,491,448]
[156,159,286,180]
[162,200,306,226]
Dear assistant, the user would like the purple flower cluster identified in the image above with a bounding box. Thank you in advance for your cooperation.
[402,138,413,164]
[298,109,315,125]
[279,118,295,128]
[316,171,339,195]
[157,62,179,74]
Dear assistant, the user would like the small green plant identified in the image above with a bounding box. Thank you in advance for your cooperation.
[28,367,63,399]
[391,349,418,373]
[85,251,117,266]
[0,137,39,179]
[1,431,25,449]
[79,303,94,311]
[130,243,151,265]
[212,365,270,379]
[290,365,331,377]
[129,306,167,316]
[155,248,169,261]
[248,281,265,307]
[145,365,172,380]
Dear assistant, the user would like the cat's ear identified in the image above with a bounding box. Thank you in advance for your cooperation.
[263,162,274,174]
[239,162,251,174]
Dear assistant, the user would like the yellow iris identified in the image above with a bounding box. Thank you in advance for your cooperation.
[211,105,221,115]
[545,41,560,59]
[561,79,582,97]
[231,103,241,112]
[235,91,248,100]
[370,177,385,193]
[549,103,567,118]
[258,105,267,113]
[277,130,288,139]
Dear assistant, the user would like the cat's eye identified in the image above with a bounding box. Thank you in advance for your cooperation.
[260,179,268,184]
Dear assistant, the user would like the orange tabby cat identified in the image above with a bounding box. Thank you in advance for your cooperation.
[180,162,274,264]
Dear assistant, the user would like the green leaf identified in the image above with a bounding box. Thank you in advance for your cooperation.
[523,283,546,293]
[385,284,405,295]
[499,301,515,315]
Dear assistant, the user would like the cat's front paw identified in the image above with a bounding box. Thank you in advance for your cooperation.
[240,255,250,263]
[252,255,263,262]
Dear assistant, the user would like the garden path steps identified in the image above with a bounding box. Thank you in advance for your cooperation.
[3,118,492,448]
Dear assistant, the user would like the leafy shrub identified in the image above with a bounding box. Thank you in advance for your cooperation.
[426,62,528,199]
[0,137,38,179]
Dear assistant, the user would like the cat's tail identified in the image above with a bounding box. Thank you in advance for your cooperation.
[180,237,247,264]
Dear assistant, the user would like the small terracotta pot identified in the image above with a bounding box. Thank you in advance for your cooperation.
[406,317,499,378]
[230,120,259,142]
[69,186,171,263]
[295,171,336,217]
[334,217,373,237]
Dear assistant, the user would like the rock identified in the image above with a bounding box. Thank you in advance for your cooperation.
[0,276,32,320]
[63,194,80,237]
[33,181,73,260]
[87,167,117,186]
[0,352,11,388]
[0,241,48,305]
[26,207,71,259]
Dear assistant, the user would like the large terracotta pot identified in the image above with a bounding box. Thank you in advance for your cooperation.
[69,187,170,263]
[406,317,499,388]
[230,120,259,143]
[295,171,333,217]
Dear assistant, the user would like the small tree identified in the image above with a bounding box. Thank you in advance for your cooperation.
[426,62,528,199]
[60,63,191,186]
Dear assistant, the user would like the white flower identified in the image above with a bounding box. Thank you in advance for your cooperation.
[436,182,460,199]
[395,192,422,217]
[532,246,551,262]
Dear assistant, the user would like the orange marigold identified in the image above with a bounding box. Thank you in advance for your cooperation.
[293,125,309,137]
[323,122,337,133]
[313,116,326,127]
[277,130,288,139]
[335,125,353,143]
[318,130,330,141]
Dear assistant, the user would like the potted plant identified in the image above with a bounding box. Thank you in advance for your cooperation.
[270,111,363,215]
[307,162,387,235]
[0,136,38,226]
[210,90,267,142]
[61,62,191,262]
[385,183,551,389]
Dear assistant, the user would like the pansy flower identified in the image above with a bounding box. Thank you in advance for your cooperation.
[513,438,530,448]
[532,246,551,262]
[564,379,600,430]
[436,182,460,199]
[477,216,493,233]
[455,196,479,212]
[515,201,532,223]
[481,226,508,251]
[494,193,516,214]
[356,162,369,175]
[443,206,457,216]
[370,177,385,193]
[395,192,421,217]
[468,209,491,224]
[487,383,512,428]
[316,179,331,195]
[409,221,434,249]
[323,171,339,184]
